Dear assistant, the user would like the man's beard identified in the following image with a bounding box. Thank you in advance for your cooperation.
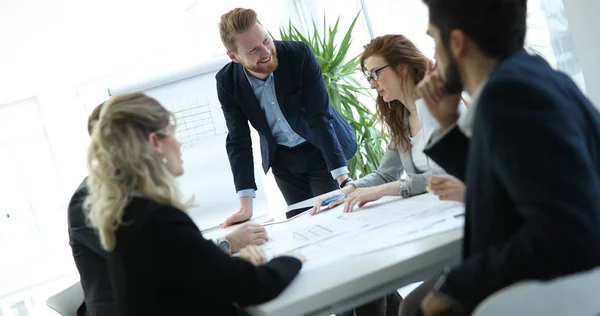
[444,56,464,94]
[243,48,279,74]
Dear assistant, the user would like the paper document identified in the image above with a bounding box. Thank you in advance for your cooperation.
[262,193,464,271]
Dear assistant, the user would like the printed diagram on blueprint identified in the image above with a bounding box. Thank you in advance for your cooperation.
[292,224,335,242]
[262,193,465,271]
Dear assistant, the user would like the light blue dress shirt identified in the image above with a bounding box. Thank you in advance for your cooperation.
[238,70,348,197]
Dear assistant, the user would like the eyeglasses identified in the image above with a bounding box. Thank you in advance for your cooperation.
[364,65,390,83]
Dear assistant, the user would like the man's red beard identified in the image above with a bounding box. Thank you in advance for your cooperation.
[243,48,279,74]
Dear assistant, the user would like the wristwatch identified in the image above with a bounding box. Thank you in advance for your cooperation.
[399,179,411,198]
[339,177,353,189]
[217,238,232,255]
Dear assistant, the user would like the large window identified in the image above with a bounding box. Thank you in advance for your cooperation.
[361,0,434,58]
[298,0,372,58]
[359,0,585,90]
[186,0,304,60]
[536,0,586,91]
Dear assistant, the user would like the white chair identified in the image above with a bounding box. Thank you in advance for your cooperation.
[46,281,84,316]
[473,267,600,316]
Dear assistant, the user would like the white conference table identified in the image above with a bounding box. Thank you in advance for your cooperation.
[202,195,463,316]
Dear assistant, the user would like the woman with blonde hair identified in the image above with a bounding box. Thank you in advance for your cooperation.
[85,92,303,315]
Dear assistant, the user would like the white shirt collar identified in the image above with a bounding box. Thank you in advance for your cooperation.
[457,77,489,137]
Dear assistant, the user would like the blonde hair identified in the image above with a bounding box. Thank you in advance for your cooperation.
[219,8,260,53]
[84,92,191,251]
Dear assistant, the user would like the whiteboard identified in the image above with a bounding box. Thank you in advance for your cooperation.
[108,58,276,229]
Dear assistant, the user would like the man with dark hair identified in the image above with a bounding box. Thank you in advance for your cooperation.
[68,102,270,315]
[398,0,600,315]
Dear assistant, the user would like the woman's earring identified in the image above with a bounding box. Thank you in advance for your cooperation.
[162,157,168,165]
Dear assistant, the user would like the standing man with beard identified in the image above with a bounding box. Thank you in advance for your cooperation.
[397,0,600,315]
[216,8,357,227]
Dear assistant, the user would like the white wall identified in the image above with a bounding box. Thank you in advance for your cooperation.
[563,0,600,106]
[0,0,303,312]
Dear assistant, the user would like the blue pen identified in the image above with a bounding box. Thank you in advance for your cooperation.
[321,194,345,207]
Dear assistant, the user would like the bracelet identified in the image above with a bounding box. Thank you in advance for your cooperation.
[339,177,353,189]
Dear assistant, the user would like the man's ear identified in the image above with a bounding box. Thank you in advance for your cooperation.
[148,132,163,155]
[449,29,467,59]
[227,51,240,63]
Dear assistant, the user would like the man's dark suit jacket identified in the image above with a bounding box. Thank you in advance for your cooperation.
[109,196,302,316]
[216,40,357,191]
[424,49,600,313]
[68,178,116,316]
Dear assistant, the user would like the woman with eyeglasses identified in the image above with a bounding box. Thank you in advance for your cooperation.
[311,34,467,316]
[84,92,304,316]
[312,34,467,217]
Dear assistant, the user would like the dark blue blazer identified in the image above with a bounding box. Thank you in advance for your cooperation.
[216,41,357,191]
[425,49,600,314]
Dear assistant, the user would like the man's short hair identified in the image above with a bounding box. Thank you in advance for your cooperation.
[87,102,104,136]
[219,8,260,53]
[423,0,527,59]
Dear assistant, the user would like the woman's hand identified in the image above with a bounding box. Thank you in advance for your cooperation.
[310,185,356,215]
[239,245,268,266]
[428,175,466,202]
[343,186,385,212]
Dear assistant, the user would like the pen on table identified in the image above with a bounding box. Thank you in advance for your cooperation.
[321,193,345,207]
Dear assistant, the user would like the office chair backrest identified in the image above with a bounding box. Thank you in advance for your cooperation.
[473,267,600,316]
[46,281,84,316]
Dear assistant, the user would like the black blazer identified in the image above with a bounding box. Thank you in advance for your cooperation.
[424,49,600,313]
[216,40,357,191]
[108,196,302,316]
[68,178,116,316]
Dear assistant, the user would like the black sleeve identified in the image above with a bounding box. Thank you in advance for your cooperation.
[443,80,600,313]
[217,83,257,191]
[68,182,108,258]
[423,126,470,181]
[152,208,302,306]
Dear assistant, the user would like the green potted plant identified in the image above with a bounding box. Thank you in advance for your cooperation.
[272,12,389,179]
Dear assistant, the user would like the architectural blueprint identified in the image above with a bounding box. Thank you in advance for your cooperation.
[262,193,465,271]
